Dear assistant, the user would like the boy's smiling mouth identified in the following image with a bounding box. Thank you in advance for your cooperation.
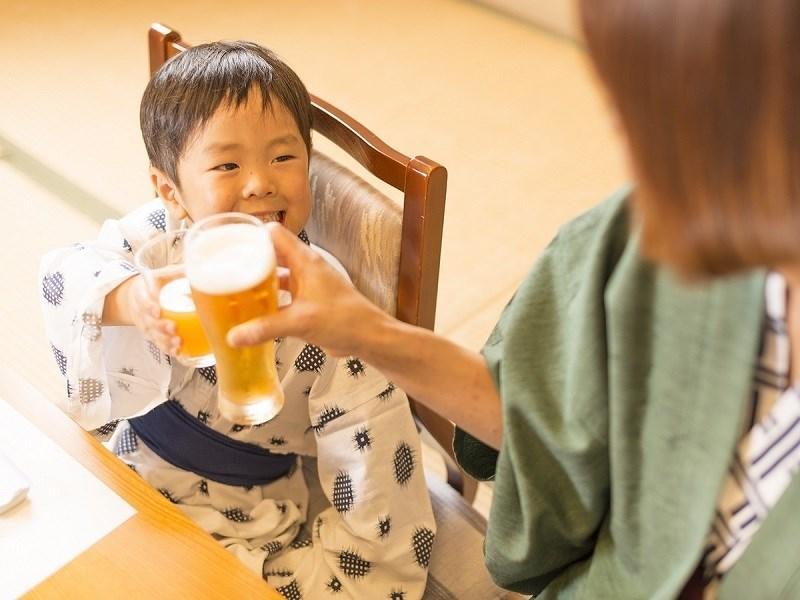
[251,210,285,224]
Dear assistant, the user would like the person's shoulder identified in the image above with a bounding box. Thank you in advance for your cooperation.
[119,199,169,231]
[529,184,636,284]
[551,184,633,250]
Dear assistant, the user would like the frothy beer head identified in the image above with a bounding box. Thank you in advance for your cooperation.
[186,223,275,295]
[159,277,196,313]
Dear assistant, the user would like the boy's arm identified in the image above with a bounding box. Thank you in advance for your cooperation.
[265,357,435,599]
[39,204,173,431]
[102,276,136,325]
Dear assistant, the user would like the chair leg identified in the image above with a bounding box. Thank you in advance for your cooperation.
[462,472,480,505]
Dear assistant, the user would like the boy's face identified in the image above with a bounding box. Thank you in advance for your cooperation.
[154,87,311,235]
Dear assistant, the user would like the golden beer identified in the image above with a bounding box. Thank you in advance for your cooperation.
[134,230,215,368]
[185,214,284,424]
[159,277,213,361]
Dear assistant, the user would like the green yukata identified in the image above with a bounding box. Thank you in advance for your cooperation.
[454,187,800,599]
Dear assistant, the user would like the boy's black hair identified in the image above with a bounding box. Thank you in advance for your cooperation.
[140,41,312,186]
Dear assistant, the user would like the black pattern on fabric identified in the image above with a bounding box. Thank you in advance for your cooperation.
[377,382,396,402]
[393,441,415,486]
[345,357,366,378]
[338,549,371,579]
[276,502,288,514]
[332,471,355,513]
[411,527,435,568]
[198,365,217,385]
[199,479,209,495]
[261,540,283,557]
[298,229,310,245]
[276,578,303,600]
[115,427,139,455]
[389,590,406,600]
[197,410,211,424]
[82,312,102,341]
[377,515,392,539]
[313,405,347,433]
[122,238,133,253]
[66,380,73,398]
[231,424,246,433]
[265,568,294,578]
[42,272,65,306]
[94,419,120,436]
[79,378,104,403]
[270,436,287,446]
[119,261,136,272]
[147,208,167,232]
[222,507,252,522]
[146,341,161,364]
[314,516,324,539]
[326,575,343,593]
[159,488,179,503]
[295,344,326,373]
[353,427,373,452]
[290,538,312,549]
[51,343,67,375]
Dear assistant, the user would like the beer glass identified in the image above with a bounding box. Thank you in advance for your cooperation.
[184,213,284,424]
[134,230,215,368]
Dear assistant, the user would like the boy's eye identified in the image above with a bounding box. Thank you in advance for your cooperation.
[214,163,239,171]
[273,155,294,163]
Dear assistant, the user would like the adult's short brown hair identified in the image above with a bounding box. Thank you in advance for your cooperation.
[579,1,800,277]
[140,41,312,187]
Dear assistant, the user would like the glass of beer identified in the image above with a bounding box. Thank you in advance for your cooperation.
[184,213,284,425]
[134,230,215,368]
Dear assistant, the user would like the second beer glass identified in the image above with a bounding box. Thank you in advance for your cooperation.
[185,213,284,424]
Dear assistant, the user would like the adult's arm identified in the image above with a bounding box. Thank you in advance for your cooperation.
[228,223,503,449]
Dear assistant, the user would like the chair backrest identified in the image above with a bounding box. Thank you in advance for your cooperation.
[147,24,466,491]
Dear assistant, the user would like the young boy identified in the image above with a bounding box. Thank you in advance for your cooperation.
[39,41,435,599]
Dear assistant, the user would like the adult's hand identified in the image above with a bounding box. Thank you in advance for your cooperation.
[229,223,503,449]
[227,223,389,357]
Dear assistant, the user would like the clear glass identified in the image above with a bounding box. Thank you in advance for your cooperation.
[133,230,215,368]
[184,213,284,425]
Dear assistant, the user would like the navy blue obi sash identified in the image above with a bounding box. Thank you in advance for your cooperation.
[129,400,296,487]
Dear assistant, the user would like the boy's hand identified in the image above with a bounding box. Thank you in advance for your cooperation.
[121,275,180,355]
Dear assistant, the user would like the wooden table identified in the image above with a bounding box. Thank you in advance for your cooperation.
[0,369,281,599]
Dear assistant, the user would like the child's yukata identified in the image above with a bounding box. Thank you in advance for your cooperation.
[39,199,436,600]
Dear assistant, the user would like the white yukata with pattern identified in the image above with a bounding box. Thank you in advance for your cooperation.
[39,199,436,600]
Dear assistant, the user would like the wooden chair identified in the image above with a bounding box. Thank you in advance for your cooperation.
[148,24,518,599]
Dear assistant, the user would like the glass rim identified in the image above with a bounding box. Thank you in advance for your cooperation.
[132,227,191,271]
[186,212,263,237]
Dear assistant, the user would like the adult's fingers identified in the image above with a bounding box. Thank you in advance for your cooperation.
[266,222,317,270]
[227,302,310,347]
[227,315,281,347]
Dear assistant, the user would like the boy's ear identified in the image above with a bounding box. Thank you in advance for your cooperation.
[150,166,188,222]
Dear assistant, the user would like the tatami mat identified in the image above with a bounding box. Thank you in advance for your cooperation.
[2,0,627,520]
